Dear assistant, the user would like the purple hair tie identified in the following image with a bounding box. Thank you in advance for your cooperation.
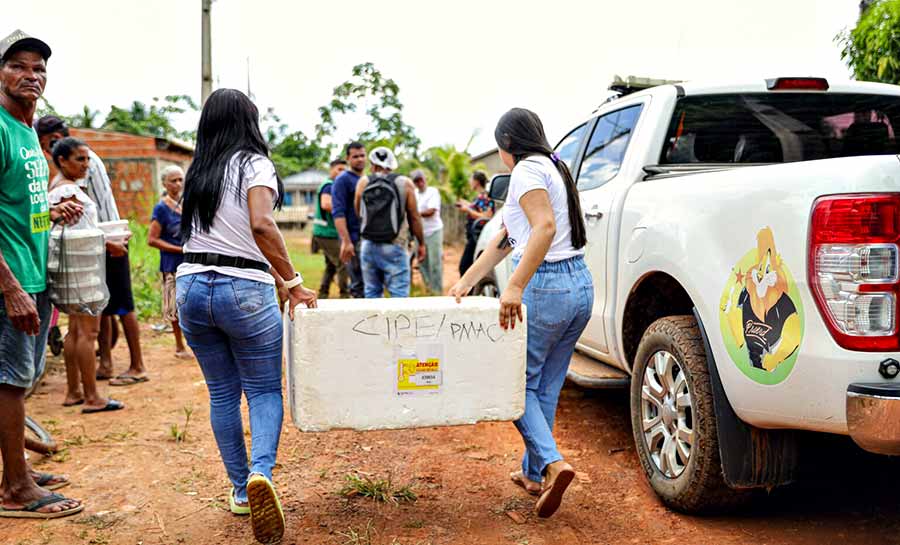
[550,152,560,164]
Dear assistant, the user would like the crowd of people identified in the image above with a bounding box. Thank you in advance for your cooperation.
[1,27,594,544]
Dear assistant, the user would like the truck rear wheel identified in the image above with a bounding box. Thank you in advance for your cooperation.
[630,315,749,513]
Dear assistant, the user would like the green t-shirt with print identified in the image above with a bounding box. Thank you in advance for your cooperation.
[0,105,50,293]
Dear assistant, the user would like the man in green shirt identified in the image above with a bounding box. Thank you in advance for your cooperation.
[0,30,84,520]
[311,159,350,298]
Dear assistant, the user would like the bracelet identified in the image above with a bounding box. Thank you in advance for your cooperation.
[283,272,303,289]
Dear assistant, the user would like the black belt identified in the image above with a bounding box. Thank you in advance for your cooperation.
[184,252,269,272]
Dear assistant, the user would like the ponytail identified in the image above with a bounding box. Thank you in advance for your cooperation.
[552,158,587,249]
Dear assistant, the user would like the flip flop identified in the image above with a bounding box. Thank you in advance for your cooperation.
[109,375,149,387]
[535,462,575,518]
[34,472,70,491]
[82,399,125,414]
[0,493,84,519]
[247,474,285,544]
[229,487,250,516]
[62,399,84,407]
[510,470,541,496]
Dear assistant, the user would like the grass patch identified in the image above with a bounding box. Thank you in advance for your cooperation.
[127,221,162,321]
[339,520,376,545]
[340,473,417,504]
[169,405,194,443]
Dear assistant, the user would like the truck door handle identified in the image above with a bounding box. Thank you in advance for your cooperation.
[585,211,603,220]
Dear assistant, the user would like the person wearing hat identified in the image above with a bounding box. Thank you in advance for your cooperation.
[36,115,147,388]
[353,147,425,298]
[0,29,85,519]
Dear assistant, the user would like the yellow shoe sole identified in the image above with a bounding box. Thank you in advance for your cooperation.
[247,475,285,544]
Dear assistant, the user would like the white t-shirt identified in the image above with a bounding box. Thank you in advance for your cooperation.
[503,155,583,262]
[416,186,443,236]
[178,153,279,284]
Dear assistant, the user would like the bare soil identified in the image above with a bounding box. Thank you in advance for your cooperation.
[8,247,900,545]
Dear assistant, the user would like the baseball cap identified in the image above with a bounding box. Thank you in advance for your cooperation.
[35,115,68,138]
[0,29,51,62]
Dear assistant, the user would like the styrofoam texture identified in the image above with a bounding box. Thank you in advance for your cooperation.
[284,296,526,432]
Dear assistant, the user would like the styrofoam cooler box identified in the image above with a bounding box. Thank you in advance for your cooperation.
[284,296,526,432]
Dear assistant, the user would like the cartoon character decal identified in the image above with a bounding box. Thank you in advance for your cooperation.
[719,227,804,385]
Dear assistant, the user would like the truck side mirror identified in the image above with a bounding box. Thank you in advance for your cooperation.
[488,174,510,204]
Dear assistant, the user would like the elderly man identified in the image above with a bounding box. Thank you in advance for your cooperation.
[411,169,443,294]
[0,29,84,519]
[36,115,147,387]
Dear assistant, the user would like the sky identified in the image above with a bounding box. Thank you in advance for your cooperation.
[10,0,862,156]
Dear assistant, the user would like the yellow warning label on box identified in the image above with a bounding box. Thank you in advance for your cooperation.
[397,357,442,395]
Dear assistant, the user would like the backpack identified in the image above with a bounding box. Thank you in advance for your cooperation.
[360,173,405,243]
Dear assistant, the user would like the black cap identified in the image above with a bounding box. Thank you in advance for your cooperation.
[35,115,68,138]
[0,29,51,62]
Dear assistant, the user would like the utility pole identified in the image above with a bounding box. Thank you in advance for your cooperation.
[201,0,212,106]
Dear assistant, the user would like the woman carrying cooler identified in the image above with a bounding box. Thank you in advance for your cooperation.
[177,89,317,544]
[450,108,593,518]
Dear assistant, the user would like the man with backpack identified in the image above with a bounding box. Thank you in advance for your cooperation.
[311,159,349,298]
[354,147,425,298]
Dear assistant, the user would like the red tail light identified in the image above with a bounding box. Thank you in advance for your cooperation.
[767,77,830,91]
[809,194,900,351]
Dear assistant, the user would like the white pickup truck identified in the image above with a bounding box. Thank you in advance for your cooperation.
[475,77,900,513]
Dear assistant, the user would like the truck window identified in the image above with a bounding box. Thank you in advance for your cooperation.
[554,122,588,172]
[577,105,643,191]
[660,93,900,164]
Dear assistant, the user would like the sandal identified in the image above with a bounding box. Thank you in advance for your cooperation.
[0,493,84,519]
[82,399,125,414]
[535,461,575,518]
[109,375,149,387]
[247,474,285,544]
[229,487,250,516]
[510,470,541,496]
[34,472,70,491]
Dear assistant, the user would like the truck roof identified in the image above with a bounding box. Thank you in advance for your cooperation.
[607,78,900,107]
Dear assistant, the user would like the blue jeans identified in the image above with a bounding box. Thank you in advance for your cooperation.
[513,256,593,482]
[360,239,410,298]
[0,290,51,389]
[176,272,283,503]
[346,240,365,299]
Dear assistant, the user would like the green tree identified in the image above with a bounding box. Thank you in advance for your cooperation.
[262,107,332,177]
[838,0,900,84]
[316,63,421,156]
[101,95,198,141]
[70,105,101,129]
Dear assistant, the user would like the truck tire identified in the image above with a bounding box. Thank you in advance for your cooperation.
[630,315,750,513]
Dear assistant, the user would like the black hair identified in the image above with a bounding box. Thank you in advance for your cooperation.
[472,170,488,188]
[494,108,587,249]
[181,89,283,242]
[50,137,87,169]
[330,158,348,167]
[345,141,365,157]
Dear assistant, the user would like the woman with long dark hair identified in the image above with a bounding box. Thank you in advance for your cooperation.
[450,108,593,518]
[177,88,316,543]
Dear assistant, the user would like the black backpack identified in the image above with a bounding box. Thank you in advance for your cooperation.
[360,173,404,243]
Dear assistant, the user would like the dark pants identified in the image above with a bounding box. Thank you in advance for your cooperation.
[313,236,349,298]
[459,233,478,277]
[345,241,365,299]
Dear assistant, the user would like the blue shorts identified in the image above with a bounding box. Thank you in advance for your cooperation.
[0,290,52,389]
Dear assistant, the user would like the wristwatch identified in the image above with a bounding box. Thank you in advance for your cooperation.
[283,272,304,289]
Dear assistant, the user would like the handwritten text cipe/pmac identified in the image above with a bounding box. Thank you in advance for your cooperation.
[351,313,505,343]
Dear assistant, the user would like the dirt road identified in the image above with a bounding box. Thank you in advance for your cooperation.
[8,246,900,545]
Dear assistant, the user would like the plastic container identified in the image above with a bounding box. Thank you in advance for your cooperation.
[98,220,130,243]
[48,228,109,316]
[284,296,527,432]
